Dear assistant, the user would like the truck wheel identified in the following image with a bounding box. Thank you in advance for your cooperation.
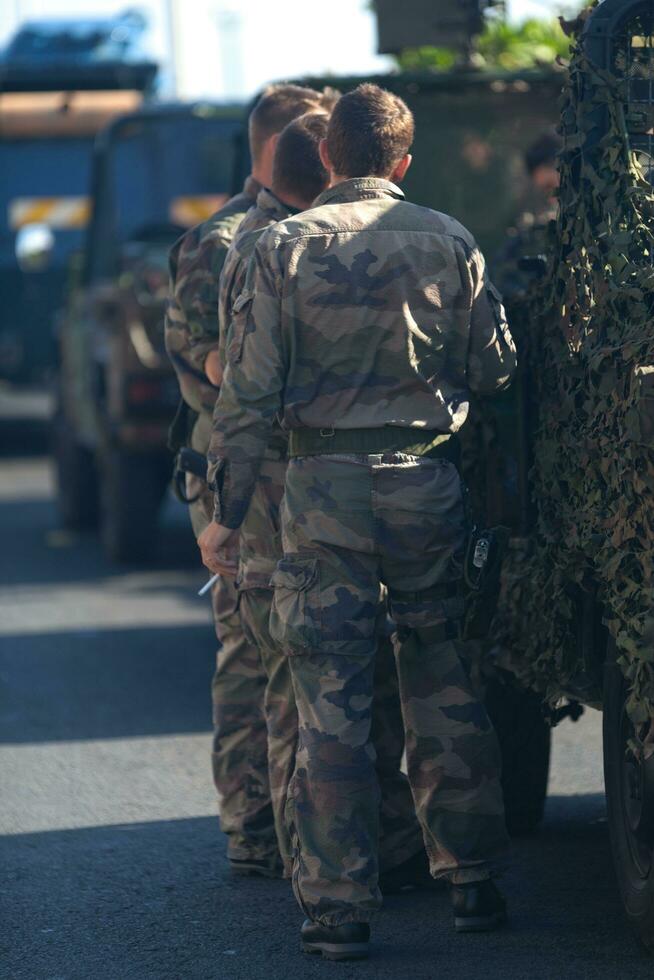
[485,674,551,836]
[99,449,168,563]
[51,411,99,529]
[604,656,654,951]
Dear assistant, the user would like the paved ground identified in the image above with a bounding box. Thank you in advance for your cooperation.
[1,447,652,979]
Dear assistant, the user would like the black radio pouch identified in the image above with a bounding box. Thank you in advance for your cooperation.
[169,399,202,504]
[464,526,509,594]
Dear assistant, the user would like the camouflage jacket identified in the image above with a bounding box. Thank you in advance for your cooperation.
[218,187,297,462]
[164,176,261,424]
[218,187,297,372]
[209,177,516,528]
[491,204,557,303]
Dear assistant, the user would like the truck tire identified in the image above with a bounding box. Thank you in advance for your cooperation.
[99,448,168,563]
[485,674,551,836]
[604,656,654,951]
[51,410,99,529]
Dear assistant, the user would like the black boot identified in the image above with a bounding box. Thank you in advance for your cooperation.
[451,879,507,933]
[301,920,370,961]
[379,849,437,894]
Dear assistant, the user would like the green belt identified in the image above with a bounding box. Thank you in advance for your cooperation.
[288,426,458,461]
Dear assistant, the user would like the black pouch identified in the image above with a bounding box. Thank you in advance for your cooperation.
[463,525,510,641]
[168,399,201,504]
[464,527,508,593]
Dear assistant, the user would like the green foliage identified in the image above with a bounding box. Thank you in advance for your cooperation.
[477,18,571,69]
[394,17,571,72]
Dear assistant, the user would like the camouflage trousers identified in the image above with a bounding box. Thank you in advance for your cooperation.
[238,455,424,878]
[189,477,278,868]
[272,452,509,926]
[236,454,297,873]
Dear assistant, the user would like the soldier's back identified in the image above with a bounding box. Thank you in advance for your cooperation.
[250,177,504,435]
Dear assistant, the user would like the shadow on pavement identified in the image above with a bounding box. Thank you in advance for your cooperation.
[0,489,198,590]
[1,799,651,980]
[0,624,216,744]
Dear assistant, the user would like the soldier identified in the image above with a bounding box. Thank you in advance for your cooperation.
[492,129,562,301]
[216,111,428,884]
[215,111,331,874]
[165,83,332,878]
[200,84,516,959]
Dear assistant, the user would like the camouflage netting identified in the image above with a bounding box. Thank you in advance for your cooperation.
[492,9,654,724]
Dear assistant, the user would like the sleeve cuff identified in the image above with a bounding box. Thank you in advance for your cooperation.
[207,457,252,530]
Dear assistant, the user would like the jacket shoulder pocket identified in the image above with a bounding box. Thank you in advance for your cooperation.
[226,290,254,365]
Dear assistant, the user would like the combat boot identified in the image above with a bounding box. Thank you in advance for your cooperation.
[300,920,370,961]
[451,879,507,932]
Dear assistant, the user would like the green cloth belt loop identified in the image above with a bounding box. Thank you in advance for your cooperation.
[288,427,458,460]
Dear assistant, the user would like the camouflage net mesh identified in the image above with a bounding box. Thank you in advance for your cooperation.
[491,10,654,724]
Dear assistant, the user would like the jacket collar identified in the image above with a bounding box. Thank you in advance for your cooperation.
[243,174,263,201]
[256,186,299,220]
[313,177,405,207]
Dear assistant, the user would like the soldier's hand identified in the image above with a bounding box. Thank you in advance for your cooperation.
[198,521,239,576]
[204,350,223,387]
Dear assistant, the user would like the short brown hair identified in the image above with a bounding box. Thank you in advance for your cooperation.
[318,86,341,113]
[326,83,414,179]
[272,112,330,207]
[249,84,327,163]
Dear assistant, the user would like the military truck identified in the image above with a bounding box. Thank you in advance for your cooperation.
[0,12,157,382]
[467,0,654,949]
[53,103,245,561]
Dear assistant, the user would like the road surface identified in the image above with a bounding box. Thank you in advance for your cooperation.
[1,448,651,979]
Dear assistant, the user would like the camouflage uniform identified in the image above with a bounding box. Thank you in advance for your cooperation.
[217,188,299,871]
[209,177,516,924]
[491,204,556,302]
[219,187,424,875]
[165,176,279,870]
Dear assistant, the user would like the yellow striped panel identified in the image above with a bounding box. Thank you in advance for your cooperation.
[169,195,229,227]
[9,197,91,230]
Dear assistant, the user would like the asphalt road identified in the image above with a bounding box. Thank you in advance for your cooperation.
[1,445,652,979]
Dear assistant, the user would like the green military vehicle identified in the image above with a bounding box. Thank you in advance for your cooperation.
[300,66,563,260]
[0,13,157,383]
[53,103,244,561]
[465,0,654,949]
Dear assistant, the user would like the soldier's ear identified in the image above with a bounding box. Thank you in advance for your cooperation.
[391,154,412,184]
[319,139,332,173]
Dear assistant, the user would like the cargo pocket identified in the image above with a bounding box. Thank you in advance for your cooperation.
[226,290,253,366]
[269,556,320,653]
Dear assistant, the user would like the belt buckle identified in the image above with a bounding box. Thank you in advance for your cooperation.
[319,427,335,438]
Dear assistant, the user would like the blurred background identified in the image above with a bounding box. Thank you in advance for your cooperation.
[0,1,576,100]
